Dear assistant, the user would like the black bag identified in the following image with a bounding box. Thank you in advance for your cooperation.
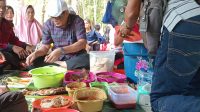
[0,92,28,112]
[139,0,168,55]
[195,0,200,4]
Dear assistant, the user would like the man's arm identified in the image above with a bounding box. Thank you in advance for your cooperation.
[60,39,86,54]
[26,44,50,66]
[125,0,142,28]
[43,39,86,63]
[33,44,51,58]
[116,0,142,41]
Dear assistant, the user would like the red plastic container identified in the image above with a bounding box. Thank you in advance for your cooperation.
[108,85,137,109]
[63,71,95,86]
[111,101,136,109]
[96,72,126,83]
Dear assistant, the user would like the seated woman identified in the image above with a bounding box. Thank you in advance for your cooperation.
[16,5,42,46]
[4,5,14,27]
[84,19,105,51]
[0,0,34,73]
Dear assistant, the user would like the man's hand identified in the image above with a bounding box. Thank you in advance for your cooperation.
[26,44,51,66]
[26,52,37,66]
[26,45,34,55]
[12,45,28,59]
[119,22,132,38]
[44,48,62,63]
[0,52,6,62]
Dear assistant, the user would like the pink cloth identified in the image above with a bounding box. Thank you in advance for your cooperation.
[16,6,42,46]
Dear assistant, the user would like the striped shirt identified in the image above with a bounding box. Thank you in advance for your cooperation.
[42,14,86,60]
[163,0,200,32]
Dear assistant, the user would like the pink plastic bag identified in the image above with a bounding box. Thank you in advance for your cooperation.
[96,72,126,83]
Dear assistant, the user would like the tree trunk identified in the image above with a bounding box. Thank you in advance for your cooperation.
[80,0,86,19]
[93,0,97,24]
[41,0,46,24]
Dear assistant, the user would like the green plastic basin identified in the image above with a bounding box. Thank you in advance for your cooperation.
[29,65,67,89]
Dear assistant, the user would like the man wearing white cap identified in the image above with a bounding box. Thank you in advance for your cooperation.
[26,0,89,70]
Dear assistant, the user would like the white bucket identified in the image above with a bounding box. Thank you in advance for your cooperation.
[89,51,115,72]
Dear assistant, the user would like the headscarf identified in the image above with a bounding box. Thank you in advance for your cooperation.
[15,5,42,46]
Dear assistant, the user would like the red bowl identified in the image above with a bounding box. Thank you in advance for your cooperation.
[32,95,74,112]
[44,108,79,112]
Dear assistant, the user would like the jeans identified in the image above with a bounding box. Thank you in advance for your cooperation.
[150,15,200,112]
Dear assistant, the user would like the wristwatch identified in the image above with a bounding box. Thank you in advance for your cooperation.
[60,47,65,55]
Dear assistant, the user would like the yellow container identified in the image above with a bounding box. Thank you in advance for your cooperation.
[74,88,107,112]
[65,82,86,97]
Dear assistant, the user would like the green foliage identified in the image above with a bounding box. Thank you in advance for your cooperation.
[76,0,105,25]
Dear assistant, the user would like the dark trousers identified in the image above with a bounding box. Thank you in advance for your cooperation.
[0,50,22,75]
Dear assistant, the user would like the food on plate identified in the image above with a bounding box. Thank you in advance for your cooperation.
[66,82,86,90]
[70,69,89,81]
[97,74,113,78]
[97,74,118,79]
[0,76,32,88]
[96,73,119,82]
[96,72,127,83]
[40,96,71,108]
[23,87,67,96]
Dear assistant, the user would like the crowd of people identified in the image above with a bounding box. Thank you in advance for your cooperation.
[1,0,200,111]
[0,0,113,111]
[118,0,200,112]
[0,0,113,74]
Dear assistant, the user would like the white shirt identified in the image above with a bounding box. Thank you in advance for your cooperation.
[163,0,200,32]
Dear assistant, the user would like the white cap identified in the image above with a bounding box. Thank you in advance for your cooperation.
[46,0,68,17]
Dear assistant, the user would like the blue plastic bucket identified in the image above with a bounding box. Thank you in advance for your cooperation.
[123,43,148,83]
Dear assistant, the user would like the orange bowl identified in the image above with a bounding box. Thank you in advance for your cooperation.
[44,108,79,112]
[32,95,74,112]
